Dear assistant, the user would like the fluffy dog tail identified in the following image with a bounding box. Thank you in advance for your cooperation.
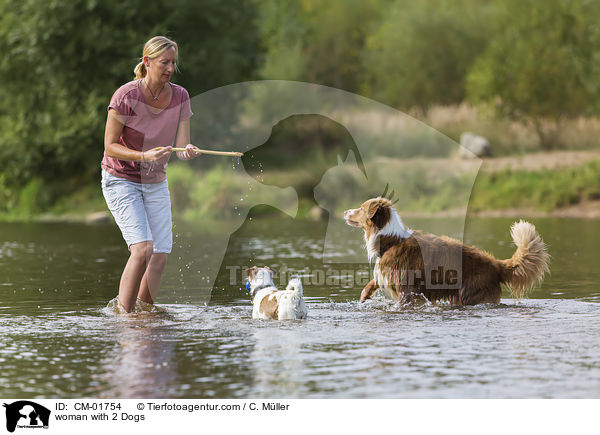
[501,220,550,299]
[286,278,303,295]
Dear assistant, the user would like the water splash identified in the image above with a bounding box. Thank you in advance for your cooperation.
[231,156,242,170]
[105,297,166,315]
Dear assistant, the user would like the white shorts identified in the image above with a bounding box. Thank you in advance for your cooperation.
[101,169,173,254]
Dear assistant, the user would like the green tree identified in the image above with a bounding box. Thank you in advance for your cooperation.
[0,0,167,190]
[258,0,385,92]
[0,0,261,211]
[466,0,600,149]
[300,0,385,92]
[165,0,261,96]
[257,0,306,80]
[361,0,491,114]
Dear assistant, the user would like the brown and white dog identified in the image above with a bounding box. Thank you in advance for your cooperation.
[344,197,550,305]
[246,266,307,320]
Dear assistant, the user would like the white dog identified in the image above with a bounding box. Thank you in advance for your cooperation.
[245,266,307,320]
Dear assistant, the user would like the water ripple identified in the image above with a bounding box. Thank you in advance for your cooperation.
[1,298,599,398]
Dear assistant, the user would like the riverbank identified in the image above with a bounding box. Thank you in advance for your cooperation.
[398,199,600,219]
[2,150,600,223]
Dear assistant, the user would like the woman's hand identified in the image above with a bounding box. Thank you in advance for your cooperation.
[177,144,202,160]
[142,146,173,163]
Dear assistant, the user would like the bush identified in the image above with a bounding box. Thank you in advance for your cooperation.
[362,0,491,113]
[469,161,600,211]
[466,0,600,149]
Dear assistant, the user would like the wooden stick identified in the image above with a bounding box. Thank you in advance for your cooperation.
[170,147,243,157]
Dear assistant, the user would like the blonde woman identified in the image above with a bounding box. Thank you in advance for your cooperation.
[102,36,200,313]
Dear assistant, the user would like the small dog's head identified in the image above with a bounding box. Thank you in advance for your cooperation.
[245,266,276,300]
[344,197,394,238]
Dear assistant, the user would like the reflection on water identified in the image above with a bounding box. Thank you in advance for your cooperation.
[95,316,177,398]
[0,218,599,398]
[251,327,307,397]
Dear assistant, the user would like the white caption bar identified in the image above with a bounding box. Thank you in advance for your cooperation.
[0,399,595,435]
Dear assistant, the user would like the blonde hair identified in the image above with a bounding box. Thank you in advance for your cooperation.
[134,36,179,79]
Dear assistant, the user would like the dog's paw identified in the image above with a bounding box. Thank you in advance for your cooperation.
[359,290,372,303]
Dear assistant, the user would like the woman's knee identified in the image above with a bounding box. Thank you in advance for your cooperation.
[130,241,153,263]
[150,253,168,270]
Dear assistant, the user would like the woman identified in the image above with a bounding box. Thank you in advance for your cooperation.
[102,36,200,313]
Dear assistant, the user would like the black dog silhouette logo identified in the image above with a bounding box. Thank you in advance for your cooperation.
[3,401,50,433]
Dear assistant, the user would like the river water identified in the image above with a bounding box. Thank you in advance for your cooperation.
[0,217,599,398]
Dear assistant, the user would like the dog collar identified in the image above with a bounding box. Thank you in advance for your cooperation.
[248,283,272,294]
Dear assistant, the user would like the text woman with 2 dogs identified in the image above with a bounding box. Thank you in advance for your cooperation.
[101,36,201,313]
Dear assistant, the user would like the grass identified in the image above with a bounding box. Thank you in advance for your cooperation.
[167,163,298,221]
[3,158,598,223]
[0,180,106,222]
[166,158,600,221]
[345,103,600,157]
[422,104,600,155]
[469,160,600,212]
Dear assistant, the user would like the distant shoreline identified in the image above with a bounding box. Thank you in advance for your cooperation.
[399,200,600,220]
[4,200,600,224]
[2,150,599,223]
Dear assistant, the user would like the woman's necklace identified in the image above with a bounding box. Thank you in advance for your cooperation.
[144,79,165,101]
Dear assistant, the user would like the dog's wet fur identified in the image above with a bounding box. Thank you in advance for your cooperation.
[246,266,307,320]
[345,197,550,305]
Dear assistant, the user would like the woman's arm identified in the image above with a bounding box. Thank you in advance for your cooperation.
[104,109,171,162]
[174,118,201,160]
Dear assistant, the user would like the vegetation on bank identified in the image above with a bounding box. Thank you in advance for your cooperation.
[169,158,600,219]
[180,161,600,219]
[4,157,599,222]
[422,105,600,158]
[174,159,600,219]
[469,161,600,213]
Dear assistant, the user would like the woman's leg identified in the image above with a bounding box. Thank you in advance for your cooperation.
[138,178,173,305]
[137,253,168,304]
[118,241,153,312]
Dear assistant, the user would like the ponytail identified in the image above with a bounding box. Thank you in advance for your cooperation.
[134,61,147,79]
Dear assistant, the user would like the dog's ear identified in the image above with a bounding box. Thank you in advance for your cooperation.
[367,201,382,219]
[245,266,258,278]
[266,266,277,277]
[368,200,391,228]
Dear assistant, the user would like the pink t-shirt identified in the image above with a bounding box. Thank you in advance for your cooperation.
[101,79,193,183]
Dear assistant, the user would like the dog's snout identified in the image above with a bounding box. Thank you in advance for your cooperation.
[344,208,356,219]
